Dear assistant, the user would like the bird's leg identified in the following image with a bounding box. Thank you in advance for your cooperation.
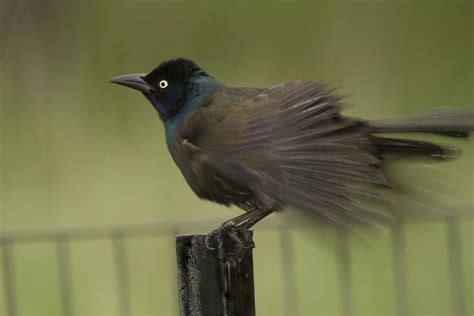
[205,207,275,251]
[222,207,275,229]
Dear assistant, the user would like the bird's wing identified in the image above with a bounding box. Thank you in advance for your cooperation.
[176,80,393,225]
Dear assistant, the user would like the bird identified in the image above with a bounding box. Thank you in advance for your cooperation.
[111,58,473,247]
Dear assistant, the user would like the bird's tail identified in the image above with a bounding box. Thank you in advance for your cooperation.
[368,108,474,159]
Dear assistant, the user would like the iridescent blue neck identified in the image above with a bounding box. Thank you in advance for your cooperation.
[164,76,223,150]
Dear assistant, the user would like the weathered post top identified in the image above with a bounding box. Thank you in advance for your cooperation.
[176,233,255,316]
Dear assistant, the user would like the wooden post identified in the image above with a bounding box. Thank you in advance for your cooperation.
[176,233,255,316]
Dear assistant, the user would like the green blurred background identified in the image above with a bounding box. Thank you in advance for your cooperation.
[0,0,473,315]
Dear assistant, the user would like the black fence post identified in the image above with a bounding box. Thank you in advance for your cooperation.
[176,233,255,316]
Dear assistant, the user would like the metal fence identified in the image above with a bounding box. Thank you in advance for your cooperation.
[0,216,470,316]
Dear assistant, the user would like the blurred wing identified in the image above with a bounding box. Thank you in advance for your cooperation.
[177,81,393,225]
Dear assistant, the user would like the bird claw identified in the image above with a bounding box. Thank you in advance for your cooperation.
[205,224,254,252]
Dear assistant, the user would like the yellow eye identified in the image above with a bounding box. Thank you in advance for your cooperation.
[159,80,168,89]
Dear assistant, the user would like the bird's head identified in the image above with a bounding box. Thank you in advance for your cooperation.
[110,58,219,121]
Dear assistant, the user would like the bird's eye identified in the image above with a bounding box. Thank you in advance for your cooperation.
[159,80,168,89]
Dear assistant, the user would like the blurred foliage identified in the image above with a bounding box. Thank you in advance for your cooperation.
[0,0,473,315]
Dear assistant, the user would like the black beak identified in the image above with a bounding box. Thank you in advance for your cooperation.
[110,73,154,94]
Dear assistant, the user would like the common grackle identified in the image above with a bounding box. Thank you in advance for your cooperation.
[111,58,473,247]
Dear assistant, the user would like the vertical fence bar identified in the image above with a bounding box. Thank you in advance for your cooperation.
[170,229,180,316]
[446,218,465,316]
[1,239,16,316]
[337,229,352,316]
[112,231,131,316]
[279,228,299,316]
[176,234,255,316]
[392,223,409,316]
[56,236,73,316]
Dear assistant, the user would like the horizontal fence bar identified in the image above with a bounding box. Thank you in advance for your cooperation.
[0,210,471,242]
[0,219,230,242]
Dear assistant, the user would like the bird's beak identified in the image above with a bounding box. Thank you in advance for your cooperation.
[110,73,154,94]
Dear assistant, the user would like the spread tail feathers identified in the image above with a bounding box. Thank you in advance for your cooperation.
[368,108,474,159]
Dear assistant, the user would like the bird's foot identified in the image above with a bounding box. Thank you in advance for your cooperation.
[205,224,254,252]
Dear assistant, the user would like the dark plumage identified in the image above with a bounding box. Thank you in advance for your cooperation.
[111,58,474,235]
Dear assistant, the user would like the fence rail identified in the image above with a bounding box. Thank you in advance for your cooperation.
[0,215,471,316]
